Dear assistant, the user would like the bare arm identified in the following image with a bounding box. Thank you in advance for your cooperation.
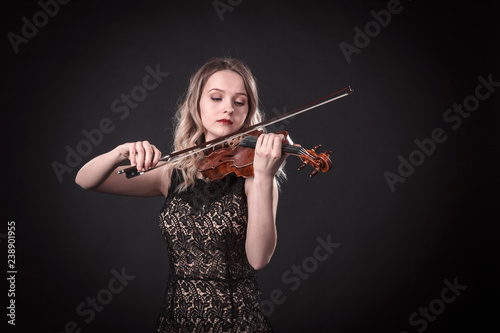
[245,134,287,270]
[75,141,170,197]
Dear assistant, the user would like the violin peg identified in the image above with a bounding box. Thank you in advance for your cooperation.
[312,144,321,152]
[309,169,319,177]
[298,162,308,171]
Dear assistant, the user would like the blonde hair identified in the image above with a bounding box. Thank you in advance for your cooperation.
[168,57,286,193]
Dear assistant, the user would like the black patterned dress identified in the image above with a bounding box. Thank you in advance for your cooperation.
[156,170,273,332]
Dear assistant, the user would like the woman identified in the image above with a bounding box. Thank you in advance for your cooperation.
[76,57,288,332]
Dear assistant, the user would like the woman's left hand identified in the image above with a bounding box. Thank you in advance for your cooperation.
[252,133,289,179]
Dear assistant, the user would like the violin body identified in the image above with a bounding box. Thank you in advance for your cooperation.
[198,130,287,180]
[199,143,255,180]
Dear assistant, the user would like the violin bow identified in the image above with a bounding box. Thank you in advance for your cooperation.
[118,85,353,178]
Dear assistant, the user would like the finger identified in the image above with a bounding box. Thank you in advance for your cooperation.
[256,133,265,147]
[271,133,283,145]
[129,142,137,166]
[258,134,282,159]
[264,133,278,146]
[261,133,279,150]
[271,135,283,157]
[255,133,266,152]
[142,141,155,170]
[152,145,162,167]
[135,141,146,171]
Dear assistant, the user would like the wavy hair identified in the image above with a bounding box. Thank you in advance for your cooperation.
[168,57,286,193]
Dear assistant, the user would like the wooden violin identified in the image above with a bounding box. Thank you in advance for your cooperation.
[198,130,333,181]
[118,86,353,179]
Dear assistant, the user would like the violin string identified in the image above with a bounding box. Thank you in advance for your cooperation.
[281,145,317,161]
[295,147,313,158]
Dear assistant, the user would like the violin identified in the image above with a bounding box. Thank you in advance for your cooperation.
[118,86,353,180]
[198,130,333,180]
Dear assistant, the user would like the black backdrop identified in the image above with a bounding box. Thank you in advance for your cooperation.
[2,0,499,332]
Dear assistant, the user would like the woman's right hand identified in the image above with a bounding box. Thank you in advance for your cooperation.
[76,140,168,197]
[116,140,162,172]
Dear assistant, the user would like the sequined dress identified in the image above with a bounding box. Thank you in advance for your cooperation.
[156,171,273,332]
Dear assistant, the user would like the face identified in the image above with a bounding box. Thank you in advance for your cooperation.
[199,70,249,142]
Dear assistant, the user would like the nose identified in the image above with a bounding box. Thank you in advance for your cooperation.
[224,102,234,114]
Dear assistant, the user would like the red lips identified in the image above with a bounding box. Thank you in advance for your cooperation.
[217,119,233,125]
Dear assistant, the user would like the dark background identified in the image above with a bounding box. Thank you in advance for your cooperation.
[2,0,499,332]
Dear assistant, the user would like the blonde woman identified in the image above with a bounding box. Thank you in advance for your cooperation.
[76,58,287,332]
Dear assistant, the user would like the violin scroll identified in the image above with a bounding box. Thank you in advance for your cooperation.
[297,144,333,177]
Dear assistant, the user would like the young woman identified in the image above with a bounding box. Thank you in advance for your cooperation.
[76,57,287,332]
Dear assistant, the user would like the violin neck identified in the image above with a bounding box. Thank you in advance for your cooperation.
[281,143,303,155]
[238,136,304,156]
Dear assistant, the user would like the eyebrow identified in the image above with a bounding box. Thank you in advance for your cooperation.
[208,88,247,96]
